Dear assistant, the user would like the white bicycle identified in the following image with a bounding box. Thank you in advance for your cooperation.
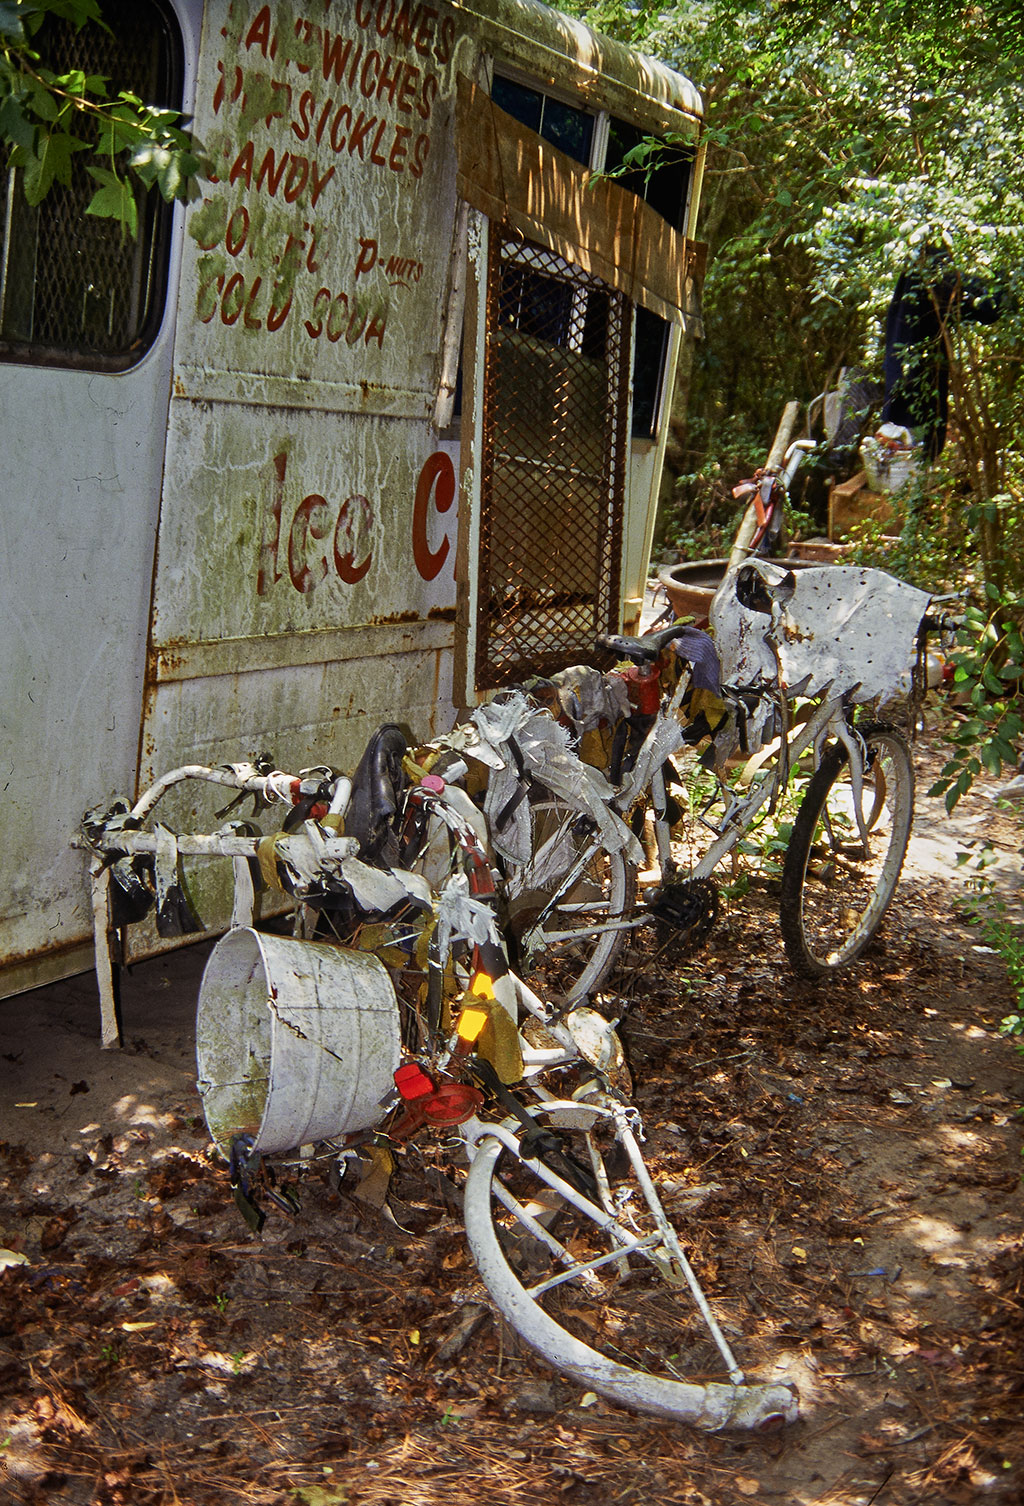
[79,750,798,1430]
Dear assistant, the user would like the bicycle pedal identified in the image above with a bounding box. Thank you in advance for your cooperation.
[648,879,719,950]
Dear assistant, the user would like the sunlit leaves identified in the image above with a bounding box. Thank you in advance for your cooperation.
[0,0,206,235]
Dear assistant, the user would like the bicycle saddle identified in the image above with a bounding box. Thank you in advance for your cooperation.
[598,623,702,663]
[345,723,409,864]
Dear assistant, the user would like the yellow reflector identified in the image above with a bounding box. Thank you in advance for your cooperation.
[470,972,495,1000]
[456,1005,490,1044]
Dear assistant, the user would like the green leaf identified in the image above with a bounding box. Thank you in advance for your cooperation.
[21,127,86,203]
[85,164,137,236]
[0,91,36,150]
[96,112,145,156]
[0,1,25,44]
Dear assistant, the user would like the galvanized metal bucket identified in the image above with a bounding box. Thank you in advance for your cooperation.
[196,927,401,1155]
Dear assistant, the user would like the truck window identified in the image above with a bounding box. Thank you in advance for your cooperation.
[605,118,695,438]
[490,76,595,166]
[0,0,182,372]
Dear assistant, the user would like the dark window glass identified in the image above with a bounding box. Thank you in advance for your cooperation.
[604,118,692,231]
[0,0,182,371]
[632,306,671,438]
[491,76,594,166]
[491,75,543,134]
[604,121,693,437]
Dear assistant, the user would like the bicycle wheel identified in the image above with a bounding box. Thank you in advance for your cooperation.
[463,1105,797,1428]
[500,793,636,1004]
[780,722,914,978]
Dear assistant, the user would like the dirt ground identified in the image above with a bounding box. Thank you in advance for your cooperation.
[1,715,1022,1506]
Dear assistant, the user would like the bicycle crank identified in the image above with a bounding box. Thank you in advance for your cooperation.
[647,877,719,955]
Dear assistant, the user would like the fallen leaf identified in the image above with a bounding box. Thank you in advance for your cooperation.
[736,1477,761,1495]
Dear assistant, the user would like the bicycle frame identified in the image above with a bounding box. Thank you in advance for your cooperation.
[516,681,866,956]
[77,750,800,1429]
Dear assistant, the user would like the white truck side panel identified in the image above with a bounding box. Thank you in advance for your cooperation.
[0,0,203,989]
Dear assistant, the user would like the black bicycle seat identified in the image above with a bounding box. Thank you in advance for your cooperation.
[345,723,409,863]
[597,624,692,664]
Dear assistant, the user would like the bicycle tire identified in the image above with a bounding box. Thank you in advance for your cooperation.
[779,723,914,978]
[500,793,636,1004]
[463,1108,798,1428]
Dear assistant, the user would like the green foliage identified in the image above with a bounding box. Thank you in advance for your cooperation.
[959,873,1024,1067]
[844,467,976,593]
[572,0,1024,590]
[929,587,1024,811]
[0,0,206,235]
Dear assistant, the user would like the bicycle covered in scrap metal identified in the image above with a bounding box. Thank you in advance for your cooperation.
[79,752,798,1430]
[408,557,953,1004]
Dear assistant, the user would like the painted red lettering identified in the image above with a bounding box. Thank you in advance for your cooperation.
[315,96,334,144]
[288,494,331,594]
[245,5,273,57]
[418,72,438,120]
[221,272,245,325]
[412,452,456,581]
[309,161,335,208]
[292,89,314,141]
[334,495,373,584]
[389,127,410,172]
[414,7,437,56]
[267,288,293,332]
[256,147,288,196]
[225,205,249,256]
[396,62,418,113]
[326,292,351,341]
[360,51,381,97]
[322,31,355,85]
[376,53,401,104]
[330,105,352,152]
[229,140,255,189]
[256,451,287,595]
[243,276,263,330]
[283,155,310,202]
[437,15,455,64]
[305,287,330,339]
[197,267,224,323]
[410,134,429,179]
[348,112,376,158]
[365,309,387,347]
[355,239,378,279]
[375,1,398,39]
[369,119,388,166]
[192,198,227,251]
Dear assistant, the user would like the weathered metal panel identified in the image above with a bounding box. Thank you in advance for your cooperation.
[0,0,204,989]
[141,0,467,788]
[1,0,706,992]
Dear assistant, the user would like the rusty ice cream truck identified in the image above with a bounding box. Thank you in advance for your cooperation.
[0,0,706,1001]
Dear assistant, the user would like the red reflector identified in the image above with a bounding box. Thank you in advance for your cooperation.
[394,1063,434,1101]
[422,1083,484,1126]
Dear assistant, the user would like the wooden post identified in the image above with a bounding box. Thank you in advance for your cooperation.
[90,860,123,1049]
[727,401,800,571]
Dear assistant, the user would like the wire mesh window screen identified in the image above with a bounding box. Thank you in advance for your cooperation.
[476,232,629,687]
[0,0,180,370]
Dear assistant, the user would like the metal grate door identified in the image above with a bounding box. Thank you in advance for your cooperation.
[475,231,630,687]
